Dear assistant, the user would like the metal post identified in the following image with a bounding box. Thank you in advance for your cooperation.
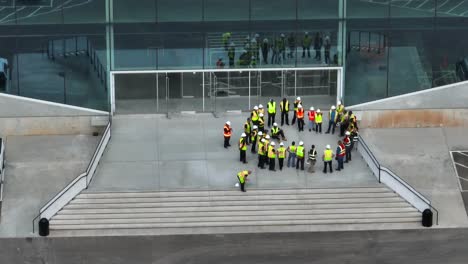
[294,70,297,97]
[166,75,169,116]
[202,72,205,112]
[248,71,251,110]
[156,73,159,112]
[214,75,217,113]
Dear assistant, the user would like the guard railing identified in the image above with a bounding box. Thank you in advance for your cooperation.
[358,134,439,225]
[0,138,5,203]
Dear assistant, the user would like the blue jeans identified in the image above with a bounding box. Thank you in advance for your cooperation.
[308,120,315,130]
[287,153,296,167]
[337,156,344,170]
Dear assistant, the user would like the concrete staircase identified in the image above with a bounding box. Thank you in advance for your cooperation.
[49,187,422,236]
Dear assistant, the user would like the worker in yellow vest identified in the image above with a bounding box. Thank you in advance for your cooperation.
[322,144,335,173]
[239,133,248,164]
[271,123,287,141]
[257,138,267,169]
[315,109,323,134]
[244,117,252,145]
[277,142,286,170]
[268,141,277,171]
[336,100,345,122]
[236,170,251,192]
[287,141,296,167]
[251,105,259,127]
[258,113,265,132]
[264,135,270,166]
[296,141,305,170]
[280,97,289,126]
[267,98,276,127]
[250,125,258,153]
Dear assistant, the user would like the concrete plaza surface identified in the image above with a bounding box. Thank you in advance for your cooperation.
[361,127,468,227]
[90,113,378,192]
[0,135,99,237]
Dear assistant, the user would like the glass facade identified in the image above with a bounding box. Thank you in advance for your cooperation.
[0,0,467,111]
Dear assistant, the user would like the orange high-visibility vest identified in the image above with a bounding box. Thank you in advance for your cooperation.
[297,109,304,119]
[224,125,231,137]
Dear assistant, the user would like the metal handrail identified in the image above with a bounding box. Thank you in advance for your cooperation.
[32,120,111,233]
[358,134,439,225]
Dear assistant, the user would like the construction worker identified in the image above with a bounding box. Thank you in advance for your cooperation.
[336,100,345,120]
[296,104,305,132]
[251,105,259,127]
[287,32,296,59]
[315,109,323,134]
[264,135,271,166]
[296,141,305,170]
[308,106,316,132]
[287,141,296,168]
[228,42,235,67]
[280,97,289,126]
[348,110,357,129]
[222,32,231,51]
[271,123,287,141]
[302,32,312,58]
[267,98,276,127]
[258,138,266,169]
[251,125,258,153]
[236,170,251,192]
[336,140,346,171]
[239,133,248,164]
[325,105,338,134]
[343,131,352,163]
[258,113,265,132]
[277,142,286,170]
[258,104,265,116]
[244,117,252,145]
[308,144,317,173]
[323,144,334,174]
[278,34,286,62]
[291,97,301,125]
[340,110,349,137]
[268,141,277,171]
[223,121,232,148]
[261,38,269,64]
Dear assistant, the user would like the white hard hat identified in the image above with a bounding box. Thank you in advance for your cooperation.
[310,107,314,111]
[258,131,263,136]
[273,122,278,126]
[261,138,266,143]
[298,104,303,108]
[331,105,336,110]
[254,105,258,110]
[280,142,284,146]
[345,131,351,136]
[253,125,258,129]
[299,141,304,146]
[266,135,270,139]
[317,109,321,113]
[338,100,342,105]
[241,133,246,137]
[259,104,263,108]
[226,121,231,125]
[305,32,309,35]
[297,97,301,101]
[326,144,331,149]
[259,113,264,117]
[281,34,285,37]
[255,33,260,38]
[270,142,276,146]
[263,38,268,43]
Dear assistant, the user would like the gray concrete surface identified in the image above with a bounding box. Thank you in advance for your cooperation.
[1,228,468,264]
[90,113,377,191]
[361,127,468,227]
[348,81,468,110]
[0,135,99,237]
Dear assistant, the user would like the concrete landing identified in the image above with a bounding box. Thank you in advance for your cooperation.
[361,127,468,228]
[90,113,378,192]
[0,135,99,237]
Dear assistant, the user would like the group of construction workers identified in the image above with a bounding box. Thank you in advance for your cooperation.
[224,98,359,192]
[220,31,335,68]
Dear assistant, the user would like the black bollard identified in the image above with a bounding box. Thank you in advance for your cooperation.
[39,218,49,236]
[422,209,433,227]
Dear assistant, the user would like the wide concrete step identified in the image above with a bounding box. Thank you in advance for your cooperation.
[50,217,421,230]
[71,192,398,204]
[79,187,391,198]
[65,197,404,209]
[58,201,412,215]
[54,207,417,220]
[50,211,421,225]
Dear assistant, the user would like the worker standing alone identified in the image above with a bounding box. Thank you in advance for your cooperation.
[223,121,232,148]
[268,141,277,171]
[239,133,248,164]
[236,170,251,192]
[277,142,286,170]
[296,141,305,170]
[267,98,276,127]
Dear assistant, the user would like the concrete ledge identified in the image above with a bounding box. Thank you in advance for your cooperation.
[358,109,468,129]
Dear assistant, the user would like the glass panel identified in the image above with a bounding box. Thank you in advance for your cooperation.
[436,0,468,17]
[157,0,203,22]
[15,1,63,24]
[298,20,339,67]
[157,73,168,113]
[347,0,389,18]
[114,0,157,22]
[0,33,17,96]
[205,29,251,69]
[158,32,204,70]
[296,69,337,110]
[63,0,105,24]
[204,0,249,21]
[251,0,296,21]
[114,73,157,114]
[212,71,250,112]
[113,30,159,70]
[390,0,435,18]
[298,0,339,19]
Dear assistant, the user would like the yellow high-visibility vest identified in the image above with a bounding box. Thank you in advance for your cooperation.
[296,146,304,158]
[268,145,276,158]
[237,170,248,183]
[267,101,276,114]
[278,147,286,158]
[324,149,333,161]
[280,100,289,112]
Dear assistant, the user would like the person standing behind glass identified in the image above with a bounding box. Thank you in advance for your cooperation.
[262,38,269,64]
[302,32,312,58]
[314,32,323,62]
[287,32,296,59]
[324,35,331,64]
[228,42,236,67]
